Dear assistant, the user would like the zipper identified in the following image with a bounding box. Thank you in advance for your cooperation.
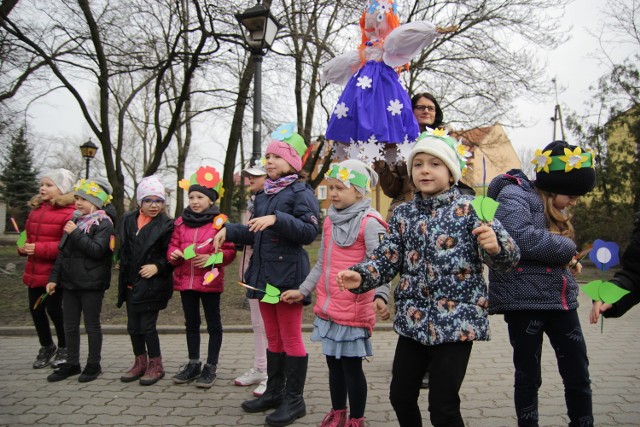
[188,227,200,290]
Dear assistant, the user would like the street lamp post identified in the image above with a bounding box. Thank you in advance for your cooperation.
[235,1,282,165]
[79,139,99,179]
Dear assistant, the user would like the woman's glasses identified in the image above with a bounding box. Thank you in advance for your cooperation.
[141,198,165,206]
[414,105,436,112]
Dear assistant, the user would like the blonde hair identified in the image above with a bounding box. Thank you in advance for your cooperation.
[536,188,574,239]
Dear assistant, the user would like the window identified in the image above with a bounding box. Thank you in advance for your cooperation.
[317,185,327,200]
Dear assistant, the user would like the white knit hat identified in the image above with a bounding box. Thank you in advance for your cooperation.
[406,129,465,183]
[43,169,76,194]
[136,175,166,204]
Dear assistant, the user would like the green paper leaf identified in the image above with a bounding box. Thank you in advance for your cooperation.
[16,231,26,248]
[581,280,604,301]
[183,244,196,260]
[265,283,281,297]
[471,196,499,222]
[599,281,630,304]
[203,254,216,267]
[261,294,280,304]
[212,252,224,264]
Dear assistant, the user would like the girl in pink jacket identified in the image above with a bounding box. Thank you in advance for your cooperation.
[167,166,236,389]
[282,160,389,427]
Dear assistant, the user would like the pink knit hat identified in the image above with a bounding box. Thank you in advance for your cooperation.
[136,175,166,204]
[265,123,308,172]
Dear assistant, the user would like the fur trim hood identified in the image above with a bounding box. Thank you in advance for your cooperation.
[29,192,76,209]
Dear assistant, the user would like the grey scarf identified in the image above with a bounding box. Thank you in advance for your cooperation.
[328,198,373,247]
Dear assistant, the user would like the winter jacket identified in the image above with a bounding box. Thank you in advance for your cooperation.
[604,210,640,318]
[309,213,388,333]
[487,169,579,314]
[349,187,520,346]
[117,210,175,312]
[168,217,236,293]
[226,181,320,299]
[49,212,115,291]
[20,193,76,288]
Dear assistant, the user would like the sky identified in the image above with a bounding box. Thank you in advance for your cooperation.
[23,0,636,169]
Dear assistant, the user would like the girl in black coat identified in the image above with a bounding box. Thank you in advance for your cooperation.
[46,177,115,383]
[117,176,174,386]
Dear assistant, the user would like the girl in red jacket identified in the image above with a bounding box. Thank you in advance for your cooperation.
[167,166,236,389]
[282,160,389,427]
[19,168,76,369]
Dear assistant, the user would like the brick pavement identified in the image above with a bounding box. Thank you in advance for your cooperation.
[1,292,639,426]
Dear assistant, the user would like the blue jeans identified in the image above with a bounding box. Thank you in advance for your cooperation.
[504,310,593,427]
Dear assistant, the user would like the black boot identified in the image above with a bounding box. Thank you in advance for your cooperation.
[265,354,308,427]
[241,350,286,413]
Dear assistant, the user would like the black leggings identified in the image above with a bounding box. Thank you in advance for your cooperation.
[326,356,367,419]
[63,289,105,366]
[180,290,222,365]
[126,291,161,358]
[28,287,65,348]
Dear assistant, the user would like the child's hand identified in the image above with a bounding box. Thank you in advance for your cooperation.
[281,290,304,304]
[22,243,35,255]
[213,228,227,252]
[568,258,583,276]
[374,298,390,320]
[248,215,276,232]
[63,221,77,234]
[337,270,362,291]
[192,254,210,268]
[590,301,612,324]
[139,264,158,278]
[46,282,57,294]
[472,224,501,255]
[169,249,184,261]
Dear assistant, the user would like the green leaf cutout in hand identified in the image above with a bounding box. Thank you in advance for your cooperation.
[471,196,499,222]
[261,294,280,304]
[203,253,223,267]
[183,244,196,260]
[265,283,281,297]
[16,231,26,248]
[581,280,630,304]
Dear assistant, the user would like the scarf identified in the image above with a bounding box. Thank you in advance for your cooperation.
[264,174,298,195]
[136,211,153,232]
[328,198,372,247]
[181,205,220,228]
[77,210,112,233]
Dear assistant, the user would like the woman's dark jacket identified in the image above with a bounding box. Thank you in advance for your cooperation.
[117,210,174,312]
[49,215,114,291]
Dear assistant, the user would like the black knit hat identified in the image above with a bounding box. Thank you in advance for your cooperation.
[534,140,596,196]
[189,184,218,203]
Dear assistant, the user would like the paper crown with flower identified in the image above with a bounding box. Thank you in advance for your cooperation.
[531,146,595,173]
[325,164,371,191]
[270,123,307,158]
[366,0,398,17]
[178,165,224,198]
[73,179,113,205]
[419,127,472,175]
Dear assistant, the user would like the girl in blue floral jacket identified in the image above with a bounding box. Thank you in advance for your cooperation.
[338,129,519,427]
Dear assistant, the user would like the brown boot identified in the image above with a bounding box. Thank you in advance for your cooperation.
[139,356,165,386]
[120,353,147,383]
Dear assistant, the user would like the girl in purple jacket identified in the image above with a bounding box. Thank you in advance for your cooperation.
[282,160,389,427]
[167,166,236,389]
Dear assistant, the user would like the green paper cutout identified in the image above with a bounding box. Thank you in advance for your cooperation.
[261,294,280,304]
[16,231,26,248]
[203,253,223,267]
[183,244,196,260]
[265,283,281,297]
[471,196,499,222]
[581,280,630,304]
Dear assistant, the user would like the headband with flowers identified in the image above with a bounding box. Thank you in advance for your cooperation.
[325,164,371,191]
[178,165,224,198]
[423,127,472,175]
[73,179,113,205]
[532,147,595,174]
[366,0,398,17]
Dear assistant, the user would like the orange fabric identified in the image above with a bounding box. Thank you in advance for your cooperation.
[137,211,153,231]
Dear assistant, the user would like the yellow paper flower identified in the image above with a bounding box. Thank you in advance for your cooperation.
[532,149,552,173]
[432,128,447,137]
[558,147,588,172]
[337,167,354,185]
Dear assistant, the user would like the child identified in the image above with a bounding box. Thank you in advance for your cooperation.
[234,160,269,397]
[214,124,320,427]
[45,178,115,383]
[337,129,519,427]
[487,140,597,427]
[19,168,76,369]
[116,176,174,386]
[281,159,390,427]
[167,166,236,389]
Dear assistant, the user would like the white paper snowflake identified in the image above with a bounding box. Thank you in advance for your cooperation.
[360,141,385,165]
[332,143,348,161]
[396,141,416,162]
[367,134,378,145]
[387,99,403,116]
[356,75,373,90]
[334,102,349,119]
[345,141,363,160]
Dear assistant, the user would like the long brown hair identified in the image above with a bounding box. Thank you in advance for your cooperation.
[536,188,575,239]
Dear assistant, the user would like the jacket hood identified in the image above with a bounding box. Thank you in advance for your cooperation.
[487,169,532,200]
[29,192,76,209]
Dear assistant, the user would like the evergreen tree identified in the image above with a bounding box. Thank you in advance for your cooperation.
[0,127,39,229]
